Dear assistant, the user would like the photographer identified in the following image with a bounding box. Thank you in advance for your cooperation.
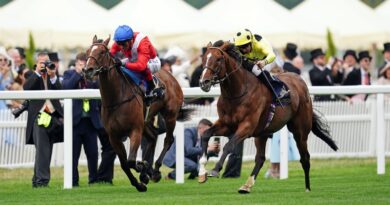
[23,52,63,188]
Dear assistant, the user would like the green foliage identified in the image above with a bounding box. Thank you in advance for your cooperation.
[25,32,35,69]
[325,29,337,61]
[93,0,122,10]
[183,0,213,9]
[361,0,385,9]
[274,0,303,10]
[0,158,389,205]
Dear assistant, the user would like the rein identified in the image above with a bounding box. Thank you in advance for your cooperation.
[205,46,248,100]
[87,42,143,109]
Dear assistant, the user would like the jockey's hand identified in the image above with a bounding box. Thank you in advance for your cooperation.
[256,60,267,69]
[114,57,122,68]
[121,58,129,66]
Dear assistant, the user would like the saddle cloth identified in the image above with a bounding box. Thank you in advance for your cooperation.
[120,67,164,94]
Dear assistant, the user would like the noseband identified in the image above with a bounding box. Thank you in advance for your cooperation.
[87,43,116,74]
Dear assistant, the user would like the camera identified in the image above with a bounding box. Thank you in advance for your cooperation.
[40,61,56,73]
[12,100,29,119]
[43,61,56,70]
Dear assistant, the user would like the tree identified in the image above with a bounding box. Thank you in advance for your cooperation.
[25,32,36,69]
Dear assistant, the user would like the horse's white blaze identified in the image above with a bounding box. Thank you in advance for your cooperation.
[198,154,208,176]
[86,45,98,65]
[200,53,213,81]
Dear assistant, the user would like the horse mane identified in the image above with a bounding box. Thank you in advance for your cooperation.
[212,40,254,71]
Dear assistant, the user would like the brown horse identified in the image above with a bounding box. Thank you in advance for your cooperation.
[198,41,338,193]
[85,35,191,191]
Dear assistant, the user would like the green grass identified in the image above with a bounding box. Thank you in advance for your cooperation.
[0,158,389,205]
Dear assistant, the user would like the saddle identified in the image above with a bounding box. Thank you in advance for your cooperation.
[120,67,165,102]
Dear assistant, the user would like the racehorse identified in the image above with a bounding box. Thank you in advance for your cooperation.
[85,35,191,192]
[198,41,338,193]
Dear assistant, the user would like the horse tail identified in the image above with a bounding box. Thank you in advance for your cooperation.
[311,111,338,151]
[176,106,194,122]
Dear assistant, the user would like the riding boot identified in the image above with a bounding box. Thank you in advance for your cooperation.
[145,79,156,106]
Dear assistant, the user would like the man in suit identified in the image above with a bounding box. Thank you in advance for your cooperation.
[62,52,101,186]
[283,43,301,75]
[378,42,390,78]
[23,52,63,188]
[309,48,343,101]
[163,119,219,180]
[342,51,372,102]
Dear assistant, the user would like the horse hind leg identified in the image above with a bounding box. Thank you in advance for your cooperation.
[287,119,311,192]
[109,135,147,192]
[150,114,176,182]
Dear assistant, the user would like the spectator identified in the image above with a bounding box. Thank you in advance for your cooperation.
[342,51,372,102]
[96,128,116,184]
[264,132,301,179]
[8,47,27,73]
[0,49,14,109]
[309,48,343,101]
[24,52,63,188]
[341,50,358,80]
[48,52,63,82]
[283,43,300,75]
[160,56,176,73]
[62,52,101,186]
[189,47,214,105]
[163,119,220,180]
[378,42,390,78]
[164,46,193,88]
[221,140,243,178]
[377,63,390,100]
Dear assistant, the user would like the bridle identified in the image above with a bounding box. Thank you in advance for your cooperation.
[87,43,116,74]
[203,47,241,85]
[203,46,248,100]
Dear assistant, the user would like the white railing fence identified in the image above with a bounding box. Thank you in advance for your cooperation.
[0,86,389,186]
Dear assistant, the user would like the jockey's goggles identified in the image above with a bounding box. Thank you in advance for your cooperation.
[237,43,251,50]
[116,40,127,46]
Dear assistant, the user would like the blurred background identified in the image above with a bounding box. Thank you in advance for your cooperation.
[0,0,389,77]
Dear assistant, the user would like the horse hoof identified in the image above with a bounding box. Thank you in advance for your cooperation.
[136,183,147,192]
[208,170,220,178]
[198,174,208,183]
[140,173,150,185]
[151,171,162,183]
[306,189,311,192]
[238,185,251,194]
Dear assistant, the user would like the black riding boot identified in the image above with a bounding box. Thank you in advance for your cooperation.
[145,79,156,106]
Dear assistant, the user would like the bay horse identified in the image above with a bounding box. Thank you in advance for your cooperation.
[198,41,338,193]
[85,35,191,192]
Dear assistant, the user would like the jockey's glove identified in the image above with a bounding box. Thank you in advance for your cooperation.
[121,58,129,66]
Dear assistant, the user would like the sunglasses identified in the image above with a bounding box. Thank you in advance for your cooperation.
[0,58,6,62]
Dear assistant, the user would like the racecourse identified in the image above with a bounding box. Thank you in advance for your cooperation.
[0,158,389,205]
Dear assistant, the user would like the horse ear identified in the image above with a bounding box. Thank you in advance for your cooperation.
[93,35,97,43]
[103,35,111,46]
[220,41,230,51]
[207,42,212,47]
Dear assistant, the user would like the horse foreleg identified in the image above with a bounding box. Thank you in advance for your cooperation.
[127,129,143,173]
[238,136,268,194]
[199,120,230,183]
[210,122,252,177]
[109,136,146,192]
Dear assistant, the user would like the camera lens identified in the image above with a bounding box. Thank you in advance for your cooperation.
[48,63,56,70]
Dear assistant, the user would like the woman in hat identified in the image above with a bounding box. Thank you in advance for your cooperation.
[377,62,390,101]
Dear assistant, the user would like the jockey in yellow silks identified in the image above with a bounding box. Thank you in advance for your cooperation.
[234,29,288,100]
